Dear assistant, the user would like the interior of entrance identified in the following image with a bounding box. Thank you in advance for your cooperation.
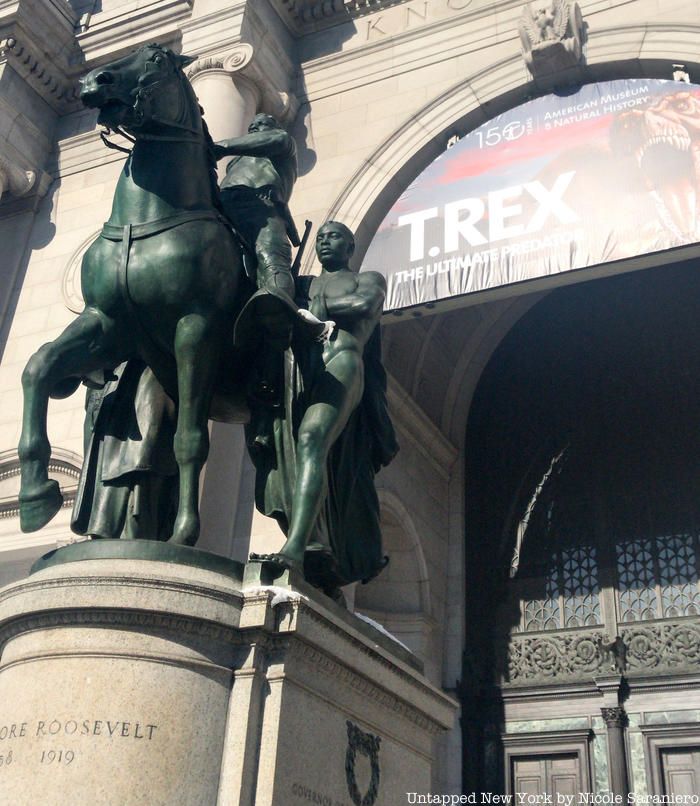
[463,258,700,795]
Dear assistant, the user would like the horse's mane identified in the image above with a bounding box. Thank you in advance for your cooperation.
[174,63,222,210]
[151,44,221,211]
[199,113,224,212]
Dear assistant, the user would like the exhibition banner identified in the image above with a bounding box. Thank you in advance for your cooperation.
[361,79,700,310]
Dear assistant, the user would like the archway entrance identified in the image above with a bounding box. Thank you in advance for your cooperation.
[464,258,700,795]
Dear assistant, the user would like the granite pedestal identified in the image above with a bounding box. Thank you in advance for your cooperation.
[0,542,457,805]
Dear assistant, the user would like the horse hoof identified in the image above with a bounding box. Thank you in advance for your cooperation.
[19,480,63,533]
[168,519,199,547]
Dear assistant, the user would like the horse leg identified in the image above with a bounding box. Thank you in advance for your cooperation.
[169,313,217,546]
[18,308,124,532]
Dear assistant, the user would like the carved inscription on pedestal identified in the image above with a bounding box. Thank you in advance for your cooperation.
[0,717,159,770]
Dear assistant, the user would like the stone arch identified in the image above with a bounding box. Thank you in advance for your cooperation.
[354,488,436,666]
[329,26,700,697]
[322,29,700,442]
[320,24,700,278]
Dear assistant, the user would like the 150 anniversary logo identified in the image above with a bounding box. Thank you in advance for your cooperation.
[361,79,700,310]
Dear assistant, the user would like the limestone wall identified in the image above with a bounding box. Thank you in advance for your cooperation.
[2,0,700,793]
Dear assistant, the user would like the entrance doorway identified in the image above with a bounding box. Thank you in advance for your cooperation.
[661,747,700,796]
[511,754,581,797]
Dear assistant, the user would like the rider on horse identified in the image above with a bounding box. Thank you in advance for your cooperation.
[214,113,331,402]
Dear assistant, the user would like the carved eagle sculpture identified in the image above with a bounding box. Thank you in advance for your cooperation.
[518,0,585,78]
[520,1,568,45]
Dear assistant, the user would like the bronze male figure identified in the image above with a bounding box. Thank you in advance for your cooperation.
[249,222,398,597]
[214,114,330,398]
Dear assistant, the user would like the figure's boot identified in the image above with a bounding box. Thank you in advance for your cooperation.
[264,270,335,343]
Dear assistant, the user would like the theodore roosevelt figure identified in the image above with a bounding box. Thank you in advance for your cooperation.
[213,113,329,398]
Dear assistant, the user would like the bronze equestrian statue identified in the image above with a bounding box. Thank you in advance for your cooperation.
[17,44,397,600]
[18,44,249,545]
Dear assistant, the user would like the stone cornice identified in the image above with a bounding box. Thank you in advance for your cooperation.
[75,0,192,68]
[272,0,529,37]
[273,0,348,33]
[0,36,78,111]
[271,596,456,733]
[0,0,79,112]
[180,4,246,61]
[52,128,126,179]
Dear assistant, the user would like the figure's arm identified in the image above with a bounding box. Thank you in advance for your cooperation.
[213,130,292,160]
[324,272,386,320]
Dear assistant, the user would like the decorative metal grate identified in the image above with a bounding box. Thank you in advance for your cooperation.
[561,546,602,627]
[520,545,601,631]
[522,570,560,631]
[616,533,700,621]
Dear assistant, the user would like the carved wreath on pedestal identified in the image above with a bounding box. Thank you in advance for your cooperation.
[345,720,381,806]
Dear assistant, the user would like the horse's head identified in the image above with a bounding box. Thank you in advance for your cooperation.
[80,44,196,135]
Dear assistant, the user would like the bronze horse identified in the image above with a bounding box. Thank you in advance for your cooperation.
[18,44,250,545]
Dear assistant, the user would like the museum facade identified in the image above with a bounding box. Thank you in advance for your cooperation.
[0,0,699,798]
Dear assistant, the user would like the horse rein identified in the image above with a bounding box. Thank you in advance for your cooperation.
[99,63,204,154]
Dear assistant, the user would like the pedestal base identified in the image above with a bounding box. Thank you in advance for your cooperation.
[0,543,456,805]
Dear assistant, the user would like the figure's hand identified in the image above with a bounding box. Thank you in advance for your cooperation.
[212,144,228,161]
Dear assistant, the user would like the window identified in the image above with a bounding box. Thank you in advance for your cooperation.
[617,534,700,622]
[519,546,601,632]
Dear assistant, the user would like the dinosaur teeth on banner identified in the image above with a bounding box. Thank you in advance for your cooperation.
[361,79,700,311]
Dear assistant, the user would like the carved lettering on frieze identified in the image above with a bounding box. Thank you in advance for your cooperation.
[0,718,159,769]
[406,2,428,27]
[366,17,389,40]
[290,782,346,805]
[364,0,475,41]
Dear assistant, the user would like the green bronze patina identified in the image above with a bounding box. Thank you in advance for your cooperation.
[18,44,250,545]
[17,44,398,597]
[31,538,245,580]
[248,222,398,596]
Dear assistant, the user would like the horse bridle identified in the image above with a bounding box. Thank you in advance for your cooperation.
[100,57,203,154]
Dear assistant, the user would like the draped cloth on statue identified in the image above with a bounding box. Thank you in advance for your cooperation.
[72,360,178,540]
[248,276,398,588]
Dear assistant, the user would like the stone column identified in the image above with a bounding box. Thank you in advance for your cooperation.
[187,45,261,144]
[601,706,630,797]
[596,674,630,797]
[186,46,265,561]
[186,43,300,561]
